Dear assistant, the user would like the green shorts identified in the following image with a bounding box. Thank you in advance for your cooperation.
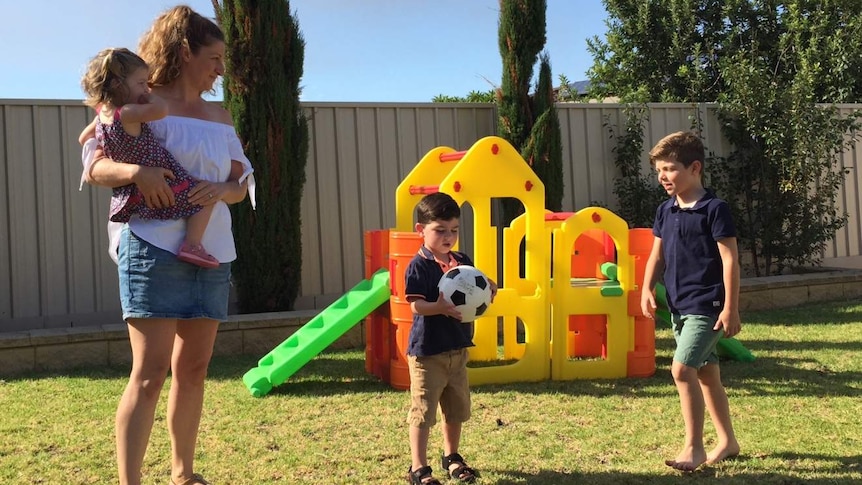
[671,314,724,368]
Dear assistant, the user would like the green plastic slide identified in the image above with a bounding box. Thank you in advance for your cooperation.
[653,282,755,363]
[243,269,391,397]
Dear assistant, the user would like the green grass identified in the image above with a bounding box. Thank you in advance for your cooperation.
[1,300,861,484]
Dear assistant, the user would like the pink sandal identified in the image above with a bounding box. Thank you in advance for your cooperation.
[177,243,219,269]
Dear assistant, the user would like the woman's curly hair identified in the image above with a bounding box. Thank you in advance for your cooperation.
[80,47,148,109]
[137,5,224,88]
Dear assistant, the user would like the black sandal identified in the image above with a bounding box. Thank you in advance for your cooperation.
[441,453,479,483]
[407,465,442,485]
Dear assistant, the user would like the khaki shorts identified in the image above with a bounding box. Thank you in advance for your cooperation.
[406,349,471,428]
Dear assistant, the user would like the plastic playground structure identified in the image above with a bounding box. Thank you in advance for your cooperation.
[242,136,753,397]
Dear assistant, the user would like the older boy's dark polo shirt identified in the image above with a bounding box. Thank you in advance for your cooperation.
[404,246,475,357]
[653,190,736,316]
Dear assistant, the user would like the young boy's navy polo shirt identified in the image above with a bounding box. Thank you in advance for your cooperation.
[404,246,475,357]
[653,190,736,316]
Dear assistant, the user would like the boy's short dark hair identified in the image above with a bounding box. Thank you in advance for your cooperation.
[416,192,460,224]
[649,131,705,169]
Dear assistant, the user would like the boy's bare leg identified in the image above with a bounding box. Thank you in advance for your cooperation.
[668,361,708,471]
[184,204,215,247]
[410,425,431,472]
[699,363,740,464]
[442,421,462,473]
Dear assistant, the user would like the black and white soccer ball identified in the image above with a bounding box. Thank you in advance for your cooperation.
[438,265,492,323]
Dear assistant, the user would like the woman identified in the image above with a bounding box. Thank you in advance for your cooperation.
[82,6,254,485]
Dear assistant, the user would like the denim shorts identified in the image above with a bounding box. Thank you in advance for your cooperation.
[118,226,231,321]
[671,313,724,368]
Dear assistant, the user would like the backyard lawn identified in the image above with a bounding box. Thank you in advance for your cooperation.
[1,300,860,484]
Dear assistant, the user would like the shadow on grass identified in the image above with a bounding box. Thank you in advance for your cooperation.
[656,335,862,398]
[743,339,862,353]
[6,300,860,400]
[491,468,862,484]
[743,301,862,326]
[771,451,862,470]
[51,337,851,400]
[0,364,130,382]
[769,451,862,472]
[209,352,402,397]
[718,354,862,398]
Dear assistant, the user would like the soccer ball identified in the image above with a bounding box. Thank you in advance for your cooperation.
[438,265,492,323]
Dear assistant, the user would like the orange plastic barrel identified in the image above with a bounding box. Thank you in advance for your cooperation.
[629,228,654,287]
[367,307,391,381]
[627,316,656,377]
[568,315,607,358]
[388,231,422,390]
[363,230,390,378]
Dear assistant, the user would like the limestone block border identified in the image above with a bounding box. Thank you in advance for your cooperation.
[2,270,862,377]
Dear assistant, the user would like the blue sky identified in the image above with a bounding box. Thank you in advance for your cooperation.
[0,0,608,102]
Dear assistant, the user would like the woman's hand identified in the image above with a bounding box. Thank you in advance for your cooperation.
[188,180,229,206]
[188,161,249,206]
[132,165,176,209]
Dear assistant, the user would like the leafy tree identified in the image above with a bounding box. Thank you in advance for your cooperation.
[713,2,862,274]
[555,73,588,102]
[432,90,496,103]
[212,0,309,311]
[587,0,726,103]
[606,104,666,227]
[589,0,862,275]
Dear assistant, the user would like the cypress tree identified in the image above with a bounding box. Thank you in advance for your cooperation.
[497,0,562,220]
[212,0,308,312]
[497,0,546,150]
[524,53,563,213]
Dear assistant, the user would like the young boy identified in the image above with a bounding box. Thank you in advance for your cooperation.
[404,192,496,485]
[640,131,742,471]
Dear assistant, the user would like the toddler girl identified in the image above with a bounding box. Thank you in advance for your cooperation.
[80,47,218,268]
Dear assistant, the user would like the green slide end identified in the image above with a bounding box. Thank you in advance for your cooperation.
[242,269,391,397]
[653,282,754,362]
[716,336,756,362]
[598,262,624,296]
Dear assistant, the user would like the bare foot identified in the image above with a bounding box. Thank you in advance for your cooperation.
[665,446,707,472]
[706,440,740,465]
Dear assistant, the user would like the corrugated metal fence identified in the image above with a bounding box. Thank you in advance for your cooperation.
[2,100,861,331]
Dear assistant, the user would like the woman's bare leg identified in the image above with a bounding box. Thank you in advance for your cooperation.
[116,318,177,485]
[168,318,219,483]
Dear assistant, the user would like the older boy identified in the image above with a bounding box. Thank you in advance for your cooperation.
[640,131,742,471]
[404,192,495,484]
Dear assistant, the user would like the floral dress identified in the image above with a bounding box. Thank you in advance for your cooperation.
[97,111,202,222]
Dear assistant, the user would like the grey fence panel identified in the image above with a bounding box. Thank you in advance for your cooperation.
[2,99,861,332]
[333,106,364,293]
[0,105,10,324]
[34,105,71,325]
[831,107,862,259]
[5,105,41,327]
[375,107,403,232]
[309,106,344,300]
[294,103,496,308]
[297,106,322,309]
